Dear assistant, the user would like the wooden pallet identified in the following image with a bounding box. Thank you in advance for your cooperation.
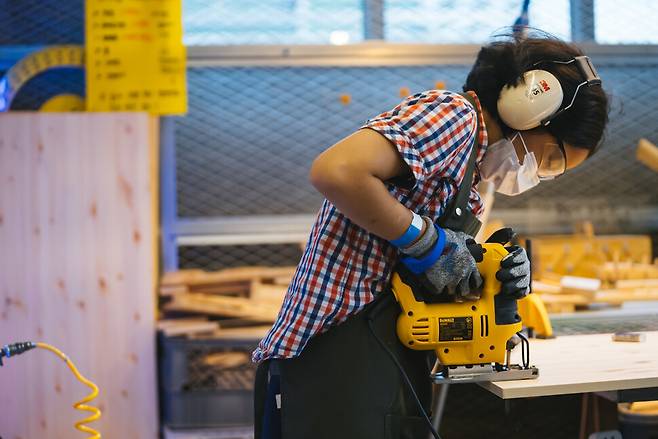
[159,266,295,329]
[533,275,658,313]
[527,234,653,282]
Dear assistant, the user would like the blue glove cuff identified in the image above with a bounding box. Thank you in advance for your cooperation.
[390,212,424,248]
[400,225,446,274]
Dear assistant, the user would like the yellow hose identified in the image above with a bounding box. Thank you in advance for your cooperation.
[36,342,102,438]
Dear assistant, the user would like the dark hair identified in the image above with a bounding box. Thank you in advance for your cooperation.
[463,30,609,155]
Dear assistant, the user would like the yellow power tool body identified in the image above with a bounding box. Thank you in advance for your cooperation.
[392,242,539,383]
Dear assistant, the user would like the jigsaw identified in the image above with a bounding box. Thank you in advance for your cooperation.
[391,231,540,383]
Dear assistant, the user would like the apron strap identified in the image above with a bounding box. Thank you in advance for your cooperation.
[437,93,482,236]
[254,361,269,439]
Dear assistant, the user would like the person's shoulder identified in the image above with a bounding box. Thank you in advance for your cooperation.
[403,90,476,114]
[436,90,477,111]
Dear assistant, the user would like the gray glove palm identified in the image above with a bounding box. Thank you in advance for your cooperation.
[400,217,483,302]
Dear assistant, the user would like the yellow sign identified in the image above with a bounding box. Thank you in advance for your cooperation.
[85,0,187,114]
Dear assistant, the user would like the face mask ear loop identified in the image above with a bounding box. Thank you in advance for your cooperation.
[519,133,540,185]
[518,132,530,155]
[512,132,530,164]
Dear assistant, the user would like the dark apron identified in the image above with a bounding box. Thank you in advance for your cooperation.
[254,95,482,439]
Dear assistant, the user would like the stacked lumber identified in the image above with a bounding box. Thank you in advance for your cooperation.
[533,276,658,313]
[157,318,220,337]
[526,226,658,313]
[528,234,653,282]
[159,266,297,331]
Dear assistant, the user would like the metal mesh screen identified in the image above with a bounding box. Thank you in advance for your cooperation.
[0,0,84,45]
[180,0,658,45]
[385,0,571,42]
[2,1,658,47]
[178,244,303,270]
[177,64,469,217]
[595,0,658,44]
[183,347,255,392]
[176,62,658,217]
[183,0,364,45]
[552,313,658,336]
[385,0,656,44]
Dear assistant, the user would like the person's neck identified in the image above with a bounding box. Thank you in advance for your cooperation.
[482,107,504,145]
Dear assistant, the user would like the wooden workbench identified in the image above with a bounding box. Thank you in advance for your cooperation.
[480,332,658,399]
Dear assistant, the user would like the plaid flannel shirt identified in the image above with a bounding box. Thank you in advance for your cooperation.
[252,90,488,362]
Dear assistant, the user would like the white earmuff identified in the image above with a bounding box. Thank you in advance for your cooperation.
[497,69,564,131]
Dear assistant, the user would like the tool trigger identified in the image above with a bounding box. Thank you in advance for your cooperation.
[484,227,516,245]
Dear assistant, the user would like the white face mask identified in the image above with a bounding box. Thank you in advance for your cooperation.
[479,132,540,196]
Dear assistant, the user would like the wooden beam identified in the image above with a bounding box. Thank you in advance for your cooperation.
[637,138,658,173]
[165,293,281,321]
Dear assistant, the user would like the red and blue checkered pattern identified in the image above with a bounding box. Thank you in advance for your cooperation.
[253,90,488,362]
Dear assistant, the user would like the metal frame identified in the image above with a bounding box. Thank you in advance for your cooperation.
[186,43,484,67]
[363,0,384,40]
[160,116,179,272]
[186,43,658,68]
[175,215,314,247]
[570,0,596,42]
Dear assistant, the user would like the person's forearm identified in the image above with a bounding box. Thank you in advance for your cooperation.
[311,168,422,242]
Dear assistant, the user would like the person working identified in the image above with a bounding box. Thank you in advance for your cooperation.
[253,32,609,439]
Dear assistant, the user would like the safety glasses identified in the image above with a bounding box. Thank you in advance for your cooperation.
[537,139,567,180]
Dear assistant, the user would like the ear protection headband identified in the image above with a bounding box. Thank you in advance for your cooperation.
[497,55,602,131]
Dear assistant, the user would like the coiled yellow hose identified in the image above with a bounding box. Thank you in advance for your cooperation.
[36,342,102,438]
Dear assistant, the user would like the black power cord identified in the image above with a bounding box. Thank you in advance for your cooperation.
[366,318,443,439]
[0,342,36,366]
[516,331,530,369]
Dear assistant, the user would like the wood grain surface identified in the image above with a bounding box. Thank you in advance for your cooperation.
[0,113,159,438]
[480,332,658,399]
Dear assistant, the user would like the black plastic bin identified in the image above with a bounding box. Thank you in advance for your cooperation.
[619,402,658,439]
[159,330,261,429]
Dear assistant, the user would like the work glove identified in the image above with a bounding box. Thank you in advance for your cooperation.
[495,245,531,299]
[400,217,483,302]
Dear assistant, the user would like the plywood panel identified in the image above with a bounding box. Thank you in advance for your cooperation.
[481,332,658,399]
[0,113,159,438]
